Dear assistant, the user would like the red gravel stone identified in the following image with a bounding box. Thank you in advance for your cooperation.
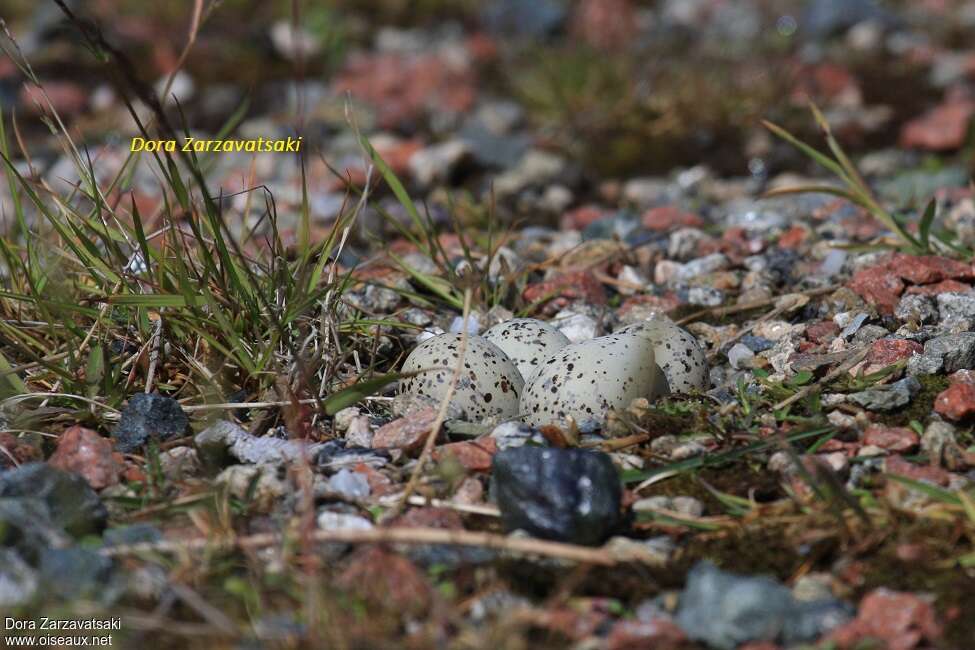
[792,62,860,104]
[48,426,122,490]
[949,369,975,384]
[338,546,432,615]
[900,96,975,151]
[718,226,760,263]
[777,225,808,249]
[618,293,681,319]
[866,338,923,367]
[641,205,704,232]
[828,588,942,650]
[847,264,905,315]
[561,205,606,230]
[571,0,636,51]
[523,270,608,312]
[452,476,484,504]
[532,607,608,641]
[352,462,396,497]
[905,279,973,295]
[884,455,951,487]
[383,138,426,178]
[806,320,840,344]
[371,407,438,454]
[889,253,974,284]
[797,340,818,353]
[389,506,463,530]
[432,437,497,472]
[934,382,975,421]
[19,82,88,115]
[465,32,498,63]
[605,619,687,650]
[333,52,475,129]
[818,439,859,456]
[0,433,42,470]
[895,543,926,562]
[351,264,410,284]
[863,425,919,453]
[840,214,885,241]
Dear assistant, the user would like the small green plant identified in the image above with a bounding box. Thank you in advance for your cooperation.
[764,103,945,256]
[354,134,521,313]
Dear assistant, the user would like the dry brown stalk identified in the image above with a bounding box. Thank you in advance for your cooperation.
[100,525,617,566]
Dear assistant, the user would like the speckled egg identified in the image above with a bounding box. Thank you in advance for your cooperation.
[521,332,659,429]
[482,318,570,382]
[620,319,708,393]
[400,333,524,422]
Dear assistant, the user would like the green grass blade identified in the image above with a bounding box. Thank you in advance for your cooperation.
[322,371,409,415]
[621,426,833,484]
[884,473,961,505]
[918,198,937,253]
[107,294,199,308]
[358,133,426,235]
[762,119,853,184]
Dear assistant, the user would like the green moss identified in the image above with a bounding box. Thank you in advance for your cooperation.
[678,522,805,580]
[641,465,785,514]
[876,374,950,427]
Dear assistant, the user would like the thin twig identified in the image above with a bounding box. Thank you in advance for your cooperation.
[589,433,652,452]
[180,398,320,412]
[378,494,501,517]
[100,525,616,565]
[676,285,836,326]
[144,315,164,393]
[706,293,810,361]
[1,393,121,413]
[0,444,20,468]
[772,346,869,412]
[0,352,69,378]
[169,583,238,636]
[159,0,204,103]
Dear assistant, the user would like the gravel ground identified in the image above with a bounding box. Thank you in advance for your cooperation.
[2,1,975,648]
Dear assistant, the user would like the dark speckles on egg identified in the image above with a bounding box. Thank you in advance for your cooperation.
[401,333,524,421]
[619,320,709,394]
[482,318,570,383]
[522,332,659,430]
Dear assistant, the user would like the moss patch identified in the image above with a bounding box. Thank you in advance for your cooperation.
[640,465,785,513]
[876,374,950,427]
[677,521,807,580]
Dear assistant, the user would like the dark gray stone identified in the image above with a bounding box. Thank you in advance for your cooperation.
[937,292,975,327]
[459,122,530,169]
[908,353,944,376]
[113,393,189,453]
[38,547,121,602]
[481,0,565,38]
[102,523,163,548]
[491,447,622,546]
[0,464,106,538]
[848,376,921,412]
[894,294,937,324]
[850,324,889,347]
[0,548,38,608]
[801,0,891,38]
[675,561,852,650]
[740,335,774,353]
[924,333,975,373]
[582,212,640,242]
[0,497,72,561]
